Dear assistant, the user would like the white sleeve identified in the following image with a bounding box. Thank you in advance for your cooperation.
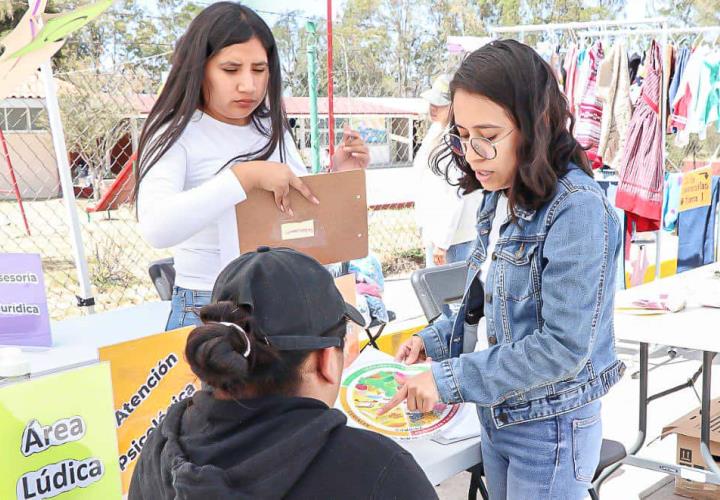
[137,142,247,249]
[427,188,463,250]
[427,162,464,250]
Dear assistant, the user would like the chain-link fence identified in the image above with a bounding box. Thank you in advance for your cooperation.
[1,52,174,320]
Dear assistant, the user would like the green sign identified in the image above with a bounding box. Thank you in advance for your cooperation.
[0,363,122,499]
[9,0,114,59]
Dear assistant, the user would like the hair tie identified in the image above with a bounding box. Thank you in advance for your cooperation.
[218,322,251,358]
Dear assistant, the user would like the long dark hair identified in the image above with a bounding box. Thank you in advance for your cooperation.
[135,2,288,198]
[432,39,591,213]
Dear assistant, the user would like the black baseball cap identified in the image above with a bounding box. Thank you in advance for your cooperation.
[211,247,366,351]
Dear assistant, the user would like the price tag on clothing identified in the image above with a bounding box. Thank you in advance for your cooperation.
[680,167,712,212]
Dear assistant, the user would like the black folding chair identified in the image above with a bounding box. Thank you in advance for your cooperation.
[362,310,396,351]
[148,257,175,301]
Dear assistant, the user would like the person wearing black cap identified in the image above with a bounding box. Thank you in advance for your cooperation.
[129,247,438,500]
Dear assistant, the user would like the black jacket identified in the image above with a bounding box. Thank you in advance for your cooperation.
[129,391,438,500]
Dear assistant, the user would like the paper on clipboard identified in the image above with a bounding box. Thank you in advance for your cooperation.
[219,169,368,267]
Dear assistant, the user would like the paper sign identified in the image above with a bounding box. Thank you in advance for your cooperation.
[680,168,712,212]
[98,327,200,494]
[281,219,315,240]
[0,254,51,347]
[0,363,122,500]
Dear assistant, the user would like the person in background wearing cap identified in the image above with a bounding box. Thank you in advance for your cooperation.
[414,74,484,275]
[129,247,437,500]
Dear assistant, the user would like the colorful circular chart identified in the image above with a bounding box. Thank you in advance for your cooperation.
[339,361,460,439]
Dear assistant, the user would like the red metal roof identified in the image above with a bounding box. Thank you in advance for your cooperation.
[283,96,421,116]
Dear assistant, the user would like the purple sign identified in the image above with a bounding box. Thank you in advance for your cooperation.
[0,253,51,347]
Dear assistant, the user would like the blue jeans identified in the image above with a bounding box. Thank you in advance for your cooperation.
[478,400,602,499]
[165,286,211,331]
[677,177,720,273]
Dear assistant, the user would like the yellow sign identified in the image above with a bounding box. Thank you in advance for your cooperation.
[0,363,122,499]
[680,168,712,212]
[99,327,200,494]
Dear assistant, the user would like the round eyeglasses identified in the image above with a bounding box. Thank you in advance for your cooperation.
[444,128,515,160]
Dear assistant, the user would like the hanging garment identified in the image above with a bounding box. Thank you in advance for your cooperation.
[574,46,591,114]
[575,41,605,169]
[677,177,720,273]
[563,44,579,114]
[551,51,564,87]
[664,44,675,106]
[597,42,633,171]
[669,47,691,117]
[616,41,664,223]
[672,46,711,146]
[694,53,720,138]
[661,172,683,232]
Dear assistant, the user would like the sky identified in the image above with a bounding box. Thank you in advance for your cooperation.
[246,0,652,27]
[244,0,345,25]
[195,0,653,27]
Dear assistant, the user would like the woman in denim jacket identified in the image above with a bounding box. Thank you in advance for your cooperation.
[380,40,625,498]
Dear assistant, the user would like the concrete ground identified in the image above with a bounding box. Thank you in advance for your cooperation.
[382,277,719,499]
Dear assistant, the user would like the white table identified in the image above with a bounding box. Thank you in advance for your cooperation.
[613,263,720,485]
[339,348,482,486]
[22,301,170,375]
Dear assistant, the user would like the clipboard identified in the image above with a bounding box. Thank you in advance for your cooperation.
[220,169,368,266]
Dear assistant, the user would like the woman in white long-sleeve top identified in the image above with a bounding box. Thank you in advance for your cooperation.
[136,3,368,330]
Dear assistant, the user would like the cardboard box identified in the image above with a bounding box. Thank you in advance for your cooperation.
[662,398,720,498]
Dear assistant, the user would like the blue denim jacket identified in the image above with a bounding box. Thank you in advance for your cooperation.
[419,164,626,429]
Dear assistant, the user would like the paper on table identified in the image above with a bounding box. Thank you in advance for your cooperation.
[616,293,687,314]
[433,403,482,444]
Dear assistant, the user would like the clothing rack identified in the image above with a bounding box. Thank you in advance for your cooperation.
[491,18,670,280]
[582,26,720,38]
[487,18,666,36]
